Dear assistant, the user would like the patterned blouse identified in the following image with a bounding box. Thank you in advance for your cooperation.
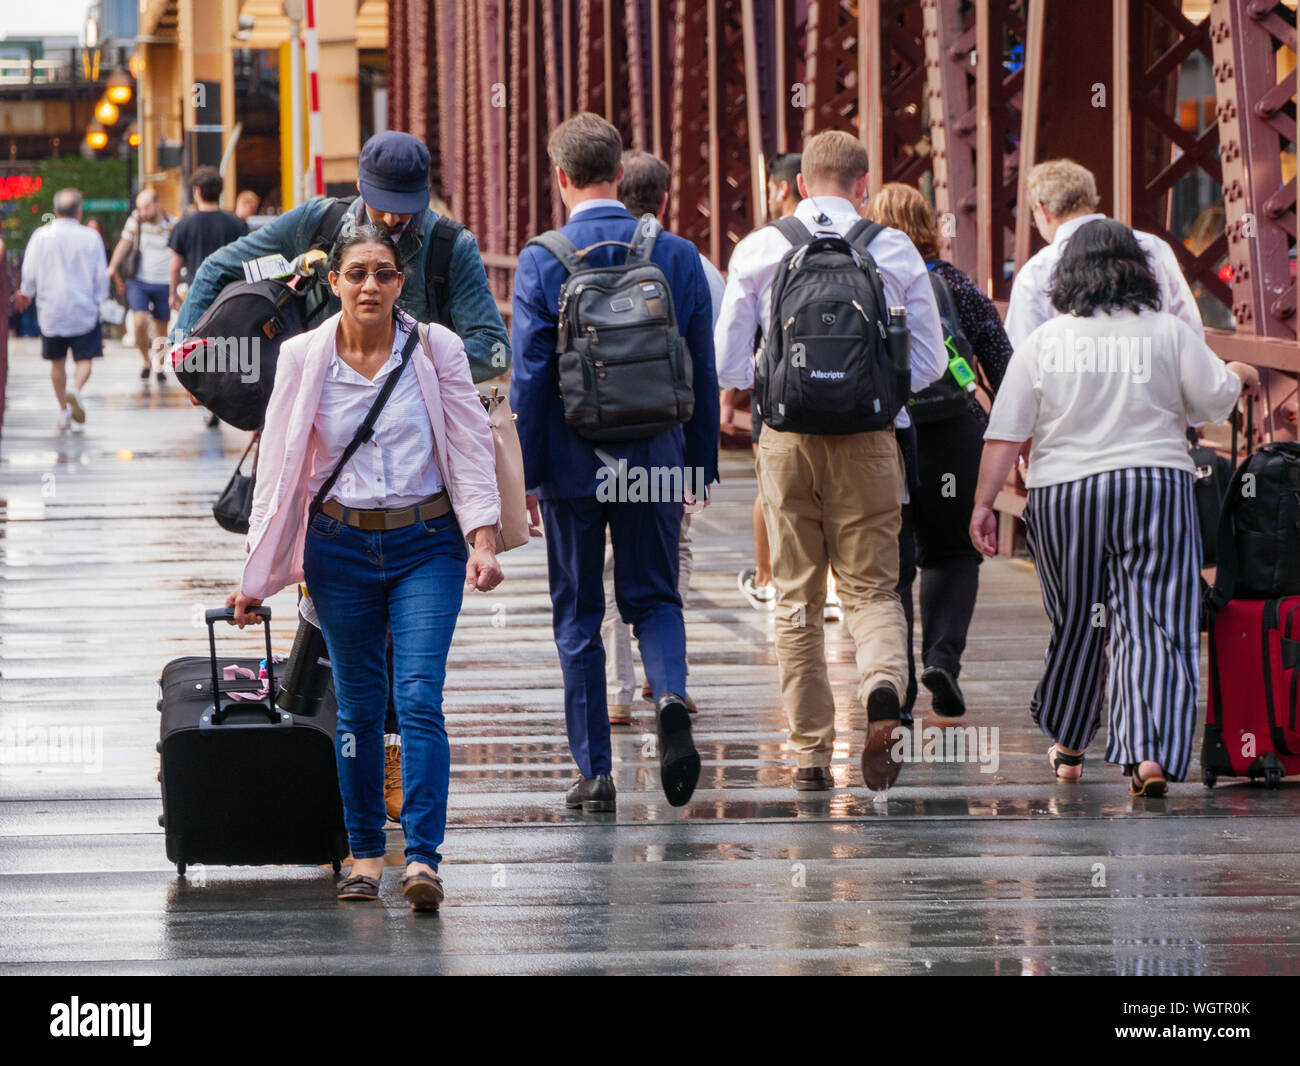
[927,258,1014,426]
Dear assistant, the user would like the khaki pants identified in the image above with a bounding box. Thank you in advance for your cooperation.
[757,428,908,767]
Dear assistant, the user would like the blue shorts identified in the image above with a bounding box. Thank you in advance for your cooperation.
[41,324,103,362]
[126,280,170,321]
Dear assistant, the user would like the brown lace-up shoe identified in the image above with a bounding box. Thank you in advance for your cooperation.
[384,744,403,823]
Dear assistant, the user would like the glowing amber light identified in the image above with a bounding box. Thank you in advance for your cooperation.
[106,70,133,105]
[94,98,120,125]
[86,127,109,150]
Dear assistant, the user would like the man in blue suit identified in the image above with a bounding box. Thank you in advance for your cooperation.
[511,113,720,813]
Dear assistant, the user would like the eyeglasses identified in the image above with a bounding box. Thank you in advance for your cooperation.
[338,267,403,286]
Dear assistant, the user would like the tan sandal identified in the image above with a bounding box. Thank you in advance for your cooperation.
[1129,765,1168,797]
[1048,743,1085,781]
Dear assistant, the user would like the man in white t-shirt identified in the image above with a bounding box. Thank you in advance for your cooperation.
[13,188,109,431]
[1005,159,1203,349]
[108,187,177,384]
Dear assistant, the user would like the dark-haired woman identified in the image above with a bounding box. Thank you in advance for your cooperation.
[972,219,1259,796]
[864,183,1013,719]
[229,224,503,908]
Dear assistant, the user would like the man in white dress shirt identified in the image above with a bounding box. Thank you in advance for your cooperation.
[14,188,108,431]
[1005,159,1203,348]
[713,130,946,792]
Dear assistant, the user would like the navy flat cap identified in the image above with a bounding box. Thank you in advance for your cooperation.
[357,131,431,215]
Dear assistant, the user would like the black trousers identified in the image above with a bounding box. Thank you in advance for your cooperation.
[897,409,985,716]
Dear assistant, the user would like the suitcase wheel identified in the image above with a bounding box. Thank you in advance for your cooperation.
[332,859,341,874]
[176,862,186,876]
[1265,767,1283,790]
[157,814,165,827]
[1202,767,1217,789]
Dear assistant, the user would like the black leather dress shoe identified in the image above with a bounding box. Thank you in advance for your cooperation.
[793,766,834,791]
[565,774,616,813]
[656,693,701,807]
[921,666,967,718]
[861,685,904,791]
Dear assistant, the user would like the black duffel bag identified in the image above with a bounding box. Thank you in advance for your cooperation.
[171,275,323,431]
[1210,428,1300,605]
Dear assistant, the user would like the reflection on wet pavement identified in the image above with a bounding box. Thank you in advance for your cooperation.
[1,339,1298,975]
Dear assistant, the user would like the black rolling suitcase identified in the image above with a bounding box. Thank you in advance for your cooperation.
[156,606,347,876]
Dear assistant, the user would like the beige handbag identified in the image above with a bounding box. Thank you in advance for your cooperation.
[482,386,530,553]
[418,324,529,553]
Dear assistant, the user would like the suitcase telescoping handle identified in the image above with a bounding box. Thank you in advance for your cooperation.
[205,606,279,725]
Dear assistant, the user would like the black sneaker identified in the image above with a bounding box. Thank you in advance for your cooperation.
[921,666,967,718]
[156,370,167,384]
[655,693,700,807]
[565,774,616,813]
[139,366,151,381]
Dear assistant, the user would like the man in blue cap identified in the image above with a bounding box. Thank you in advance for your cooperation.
[174,130,509,382]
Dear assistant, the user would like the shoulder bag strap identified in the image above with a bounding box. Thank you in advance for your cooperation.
[525,230,584,276]
[770,215,812,247]
[627,213,662,263]
[423,215,465,328]
[308,316,422,518]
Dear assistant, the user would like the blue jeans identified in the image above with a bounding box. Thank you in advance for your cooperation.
[303,510,467,868]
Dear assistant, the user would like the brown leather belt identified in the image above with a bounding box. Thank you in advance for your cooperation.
[321,491,451,531]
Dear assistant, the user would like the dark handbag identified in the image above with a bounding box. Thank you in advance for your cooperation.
[119,212,142,281]
[213,437,258,534]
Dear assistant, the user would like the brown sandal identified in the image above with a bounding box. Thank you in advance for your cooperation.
[1048,743,1085,781]
[1129,765,1168,798]
[401,869,445,912]
[337,873,381,901]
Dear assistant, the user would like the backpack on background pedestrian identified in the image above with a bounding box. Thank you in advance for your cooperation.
[713,130,946,794]
[108,187,177,385]
[862,182,1014,722]
[510,112,720,813]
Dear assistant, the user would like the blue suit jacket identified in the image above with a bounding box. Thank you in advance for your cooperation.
[509,204,720,500]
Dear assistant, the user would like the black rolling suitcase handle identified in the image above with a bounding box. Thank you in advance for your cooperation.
[205,606,279,725]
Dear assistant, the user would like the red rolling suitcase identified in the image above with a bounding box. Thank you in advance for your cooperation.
[1204,596,1300,788]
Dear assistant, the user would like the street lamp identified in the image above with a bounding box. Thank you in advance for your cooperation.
[94,97,120,125]
[85,121,108,151]
[106,69,133,106]
[126,122,140,148]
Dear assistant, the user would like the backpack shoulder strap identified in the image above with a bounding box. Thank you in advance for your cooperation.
[928,266,962,330]
[312,196,358,253]
[525,230,584,276]
[423,215,465,328]
[845,218,885,250]
[627,213,662,264]
[770,216,812,247]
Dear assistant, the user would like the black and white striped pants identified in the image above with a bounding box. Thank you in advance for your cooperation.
[1023,466,1200,780]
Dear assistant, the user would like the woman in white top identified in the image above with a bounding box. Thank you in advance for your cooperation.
[229,224,503,909]
[971,219,1259,797]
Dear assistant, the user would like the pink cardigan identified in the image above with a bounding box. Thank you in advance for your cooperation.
[240,313,501,599]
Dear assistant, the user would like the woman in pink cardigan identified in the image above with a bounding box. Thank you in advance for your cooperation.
[229,225,502,910]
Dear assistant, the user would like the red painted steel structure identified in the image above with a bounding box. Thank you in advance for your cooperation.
[386,0,1297,396]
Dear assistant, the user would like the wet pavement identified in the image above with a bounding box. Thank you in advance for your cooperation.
[2,336,1299,974]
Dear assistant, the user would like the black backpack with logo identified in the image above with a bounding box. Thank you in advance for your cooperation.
[527,213,694,442]
[753,217,903,434]
[907,266,974,425]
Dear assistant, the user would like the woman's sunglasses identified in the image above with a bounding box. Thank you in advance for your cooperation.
[337,267,403,286]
